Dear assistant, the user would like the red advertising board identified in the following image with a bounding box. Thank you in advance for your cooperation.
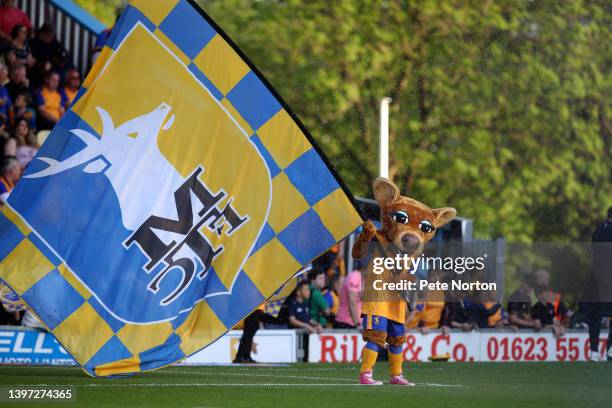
[308,331,608,363]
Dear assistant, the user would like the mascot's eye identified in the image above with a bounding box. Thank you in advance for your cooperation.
[391,211,409,224]
[420,220,435,233]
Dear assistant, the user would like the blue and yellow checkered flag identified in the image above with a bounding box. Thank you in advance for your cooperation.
[0,0,362,376]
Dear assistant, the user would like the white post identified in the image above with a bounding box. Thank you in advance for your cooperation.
[379,97,391,178]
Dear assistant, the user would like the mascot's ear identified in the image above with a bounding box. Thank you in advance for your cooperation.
[432,207,457,228]
[373,177,400,206]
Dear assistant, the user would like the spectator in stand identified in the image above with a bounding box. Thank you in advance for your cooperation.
[407,299,446,334]
[288,280,322,362]
[464,269,508,328]
[30,23,71,88]
[507,273,542,331]
[287,281,322,334]
[7,116,38,168]
[0,63,8,86]
[533,269,551,289]
[313,245,345,279]
[533,269,570,325]
[323,274,343,326]
[0,0,31,46]
[8,91,35,129]
[308,268,331,326]
[5,62,31,102]
[531,286,566,337]
[62,68,80,106]
[0,75,10,128]
[469,299,503,328]
[35,70,66,130]
[0,155,21,205]
[482,290,507,328]
[406,270,446,334]
[5,24,35,68]
[440,291,475,332]
[334,268,362,329]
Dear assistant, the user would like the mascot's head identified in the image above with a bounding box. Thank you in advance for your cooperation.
[373,177,456,256]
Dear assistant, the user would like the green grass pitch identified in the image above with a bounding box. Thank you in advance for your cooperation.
[0,362,610,407]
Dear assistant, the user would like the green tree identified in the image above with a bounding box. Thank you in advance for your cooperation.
[198,0,611,243]
[73,0,124,27]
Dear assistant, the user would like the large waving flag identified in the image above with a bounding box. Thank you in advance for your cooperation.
[0,0,362,376]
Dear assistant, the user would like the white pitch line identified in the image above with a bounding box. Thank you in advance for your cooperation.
[155,370,458,385]
[155,371,355,382]
[418,383,463,387]
[167,366,353,372]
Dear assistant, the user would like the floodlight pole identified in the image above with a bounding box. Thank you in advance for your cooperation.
[379,97,392,178]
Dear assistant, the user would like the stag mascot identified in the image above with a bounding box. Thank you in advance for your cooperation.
[353,177,455,385]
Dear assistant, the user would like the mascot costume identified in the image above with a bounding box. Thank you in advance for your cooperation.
[352,177,456,385]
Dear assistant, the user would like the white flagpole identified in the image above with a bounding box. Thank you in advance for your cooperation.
[379,97,391,178]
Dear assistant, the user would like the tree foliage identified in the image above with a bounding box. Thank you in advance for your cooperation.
[73,0,125,26]
[81,0,612,242]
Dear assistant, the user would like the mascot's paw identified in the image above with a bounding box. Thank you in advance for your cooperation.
[389,375,415,386]
[359,371,383,385]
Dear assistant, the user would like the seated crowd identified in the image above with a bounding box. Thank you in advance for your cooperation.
[0,1,86,326]
[271,249,587,339]
[0,0,82,208]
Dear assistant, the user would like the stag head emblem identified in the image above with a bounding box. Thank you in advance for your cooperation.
[26,103,183,233]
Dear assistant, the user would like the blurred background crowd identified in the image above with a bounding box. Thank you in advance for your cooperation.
[0,0,84,206]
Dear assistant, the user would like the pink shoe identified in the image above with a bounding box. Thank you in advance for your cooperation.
[359,371,383,385]
[389,375,415,386]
